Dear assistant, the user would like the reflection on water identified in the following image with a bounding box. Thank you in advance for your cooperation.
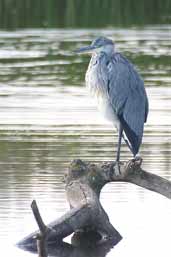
[0,27,171,257]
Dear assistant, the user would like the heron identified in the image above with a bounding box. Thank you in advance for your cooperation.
[75,37,148,174]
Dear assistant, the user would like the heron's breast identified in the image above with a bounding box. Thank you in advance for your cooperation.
[96,94,119,127]
[85,56,119,128]
[85,65,105,98]
[86,78,119,127]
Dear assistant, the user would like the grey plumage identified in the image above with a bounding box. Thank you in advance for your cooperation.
[108,53,148,155]
[75,37,148,163]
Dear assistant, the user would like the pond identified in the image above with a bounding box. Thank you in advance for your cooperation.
[0,26,171,257]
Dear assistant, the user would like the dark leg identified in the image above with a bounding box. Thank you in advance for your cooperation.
[116,124,123,162]
[122,133,134,155]
[115,125,123,175]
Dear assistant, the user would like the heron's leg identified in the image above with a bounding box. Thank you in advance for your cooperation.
[122,134,133,154]
[116,124,123,162]
[115,125,123,176]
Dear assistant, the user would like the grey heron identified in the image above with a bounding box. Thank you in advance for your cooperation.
[75,37,148,172]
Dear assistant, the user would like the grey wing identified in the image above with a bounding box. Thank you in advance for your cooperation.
[108,53,148,155]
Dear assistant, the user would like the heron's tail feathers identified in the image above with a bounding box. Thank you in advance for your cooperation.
[119,117,142,156]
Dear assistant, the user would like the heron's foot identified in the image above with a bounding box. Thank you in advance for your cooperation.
[114,161,121,176]
[97,234,110,245]
[97,230,122,245]
[132,156,142,166]
[126,156,143,170]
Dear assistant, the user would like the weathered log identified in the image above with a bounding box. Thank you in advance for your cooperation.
[109,158,171,199]
[17,157,171,250]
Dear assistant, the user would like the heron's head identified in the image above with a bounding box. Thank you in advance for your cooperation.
[75,37,114,56]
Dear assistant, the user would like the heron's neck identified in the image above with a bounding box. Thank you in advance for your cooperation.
[101,44,115,56]
[92,50,113,62]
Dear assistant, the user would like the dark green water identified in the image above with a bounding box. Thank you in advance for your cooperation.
[0,0,171,29]
[0,26,171,257]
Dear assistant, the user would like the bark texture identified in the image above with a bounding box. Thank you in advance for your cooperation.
[17,157,171,250]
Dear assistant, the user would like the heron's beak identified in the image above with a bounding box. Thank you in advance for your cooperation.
[75,45,96,54]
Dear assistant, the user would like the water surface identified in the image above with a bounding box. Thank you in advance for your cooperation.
[0,26,171,257]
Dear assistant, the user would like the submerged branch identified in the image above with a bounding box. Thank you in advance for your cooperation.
[31,200,48,257]
[31,200,47,235]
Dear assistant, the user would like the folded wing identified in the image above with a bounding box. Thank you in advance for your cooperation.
[107,53,148,155]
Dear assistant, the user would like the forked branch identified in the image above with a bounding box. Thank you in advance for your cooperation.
[17,158,171,251]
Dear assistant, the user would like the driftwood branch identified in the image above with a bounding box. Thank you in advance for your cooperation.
[31,200,47,235]
[31,200,48,257]
[17,158,171,251]
[105,158,171,199]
